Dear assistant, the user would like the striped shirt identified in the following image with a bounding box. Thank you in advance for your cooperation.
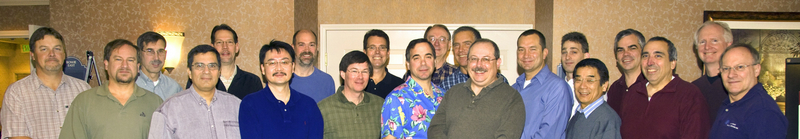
[575,97,605,118]
[0,72,91,139]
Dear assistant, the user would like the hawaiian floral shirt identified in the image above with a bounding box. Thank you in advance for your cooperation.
[380,78,445,139]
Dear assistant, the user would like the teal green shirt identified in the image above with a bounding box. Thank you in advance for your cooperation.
[58,84,163,139]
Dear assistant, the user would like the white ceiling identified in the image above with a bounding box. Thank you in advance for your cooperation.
[0,0,48,6]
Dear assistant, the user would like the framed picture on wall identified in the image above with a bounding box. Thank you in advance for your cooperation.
[704,11,800,139]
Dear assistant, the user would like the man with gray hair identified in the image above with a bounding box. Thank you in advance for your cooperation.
[692,21,734,125]
[606,29,647,112]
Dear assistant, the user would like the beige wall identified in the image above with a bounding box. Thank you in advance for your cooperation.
[319,0,536,24]
[50,0,295,87]
[0,5,49,30]
[551,0,800,82]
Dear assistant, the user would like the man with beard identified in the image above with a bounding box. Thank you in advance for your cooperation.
[135,32,182,100]
[186,24,263,99]
[239,40,323,138]
[362,29,403,98]
[692,21,733,125]
[429,39,525,139]
[381,39,445,139]
[290,29,335,102]
[59,39,163,139]
[513,29,572,139]
[619,37,709,139]
[440,26,507,92]
[1,27,91,139]
[318,51,384,139]
[148,45,241,138]
[606,29,647,113]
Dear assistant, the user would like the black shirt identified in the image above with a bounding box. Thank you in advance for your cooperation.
[365,68,404,98]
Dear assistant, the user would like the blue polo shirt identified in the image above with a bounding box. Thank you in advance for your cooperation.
[239,87,324,139]
[709,83,787,139]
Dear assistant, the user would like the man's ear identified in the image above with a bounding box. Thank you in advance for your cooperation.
[584,52,590,58]
[187,69,193,79]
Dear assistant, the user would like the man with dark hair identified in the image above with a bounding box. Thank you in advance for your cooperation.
[559,32,591,119]
[59,39,163,139]
[381,39,444,139]
[1,27,91,139]
[565,58,621,139]
[414,24,458,87]
[692,21,734,125]
[429,39,525,139]
[607,29,647,113]
[709,44,787,138]
[240,40,323,138]
[318,51,384,138]
[186,24,263,99]
[148,45,241,138]
[440,26,507,92]
[362,29,403,98]
[290,29,336,102]
[620,37,709,139]
[513,29,572,139]
[135,31,182,100]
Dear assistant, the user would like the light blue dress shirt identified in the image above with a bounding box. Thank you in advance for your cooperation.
[512,65,572,139]
[136,71,182,100]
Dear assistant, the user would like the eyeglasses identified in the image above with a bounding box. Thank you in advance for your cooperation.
[144,48,167,56]
[468,56,497,64]
[214,40,236,46]
[428,37,448,43]
[366,46,388,52]
[263,59,292,67]
[192,63,220,70]
[574,77,597,84]
[720,63,757,73]
[348,69,370,75]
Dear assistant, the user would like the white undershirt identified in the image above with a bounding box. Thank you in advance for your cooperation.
[646,75,675,101]
[524,79,532,88]
[153,80,159,86]
[220,66,238,90]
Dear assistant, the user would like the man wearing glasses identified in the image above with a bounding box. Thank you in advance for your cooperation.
[135,32,182,100]
[362,29,403,98]
[692,21,734,126]
[318,51,384,139]
[148,45,241,138]
[404,24,458,87]
[239,41,323,138]
[440,26,507,92]
[708,44,787,138]
[429,39,525,139]
[186,24,263,99]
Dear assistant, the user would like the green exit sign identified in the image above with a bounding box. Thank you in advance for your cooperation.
[21,44,30,53]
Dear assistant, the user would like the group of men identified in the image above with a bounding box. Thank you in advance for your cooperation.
[0,21,789,139]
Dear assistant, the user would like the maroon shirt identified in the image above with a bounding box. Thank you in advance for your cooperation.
[606,74,646,113]
[691,74,728,126]
[620,75,710,139]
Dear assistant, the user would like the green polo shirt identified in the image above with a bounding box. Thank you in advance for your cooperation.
[58,84,163,139]
[318,86,384,139]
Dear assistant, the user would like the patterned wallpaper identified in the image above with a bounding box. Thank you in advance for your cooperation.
[319,0,536,24]
[50,0,295,87]
[552,0,800,82]
[0,5,49,30]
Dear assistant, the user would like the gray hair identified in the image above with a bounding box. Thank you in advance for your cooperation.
[694,21,733,47]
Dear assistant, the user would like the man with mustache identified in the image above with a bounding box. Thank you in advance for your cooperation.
[290,29,336,102]
[239,40,323,138]
[606,29,647,113]
[559,32,591,119]
[429,39,526,139]
[186,24,263,99]
[59,39,163,139]
[135,32,182,100]
[692,21,733,125]
[148,45,241,138]
[380,39,445,139]
[440,26,508,92]
[513,29,572,139]
[1,27,91,139]
[709,44,787,138]
[318,51,384,139]
[619,37,709,139]
[362,29,404,98]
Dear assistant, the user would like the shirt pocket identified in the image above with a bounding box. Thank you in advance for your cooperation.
[224,120,241,139]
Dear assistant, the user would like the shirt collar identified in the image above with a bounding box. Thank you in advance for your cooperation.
[31,71,73,90]
[576,97,605,118]
[137,70,166,84]
[187,86,220,104]
[95,83,147,100]
[221,66,239,81]
[405,77,444,98]
[727,83,765,105]
[465,75,508,93]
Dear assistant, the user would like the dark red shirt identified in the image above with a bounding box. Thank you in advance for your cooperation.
[620,75,710,139]
[692,74,728,126]
[606,74,646,113]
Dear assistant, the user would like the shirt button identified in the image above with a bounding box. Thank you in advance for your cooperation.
[211,125,214,127]
[284,109,287,111]
[725,109,728,112]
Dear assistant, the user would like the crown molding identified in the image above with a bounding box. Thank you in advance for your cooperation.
[0,0,49,6]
